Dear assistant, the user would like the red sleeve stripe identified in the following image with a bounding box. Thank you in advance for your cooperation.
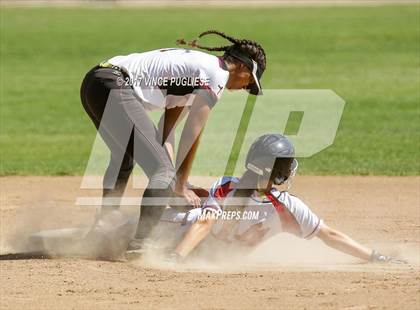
[214,181,235,200]
[265,192,302,237]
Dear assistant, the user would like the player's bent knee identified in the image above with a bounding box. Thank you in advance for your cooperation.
[148,169,176,191]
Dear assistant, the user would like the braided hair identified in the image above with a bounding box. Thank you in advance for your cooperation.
[176,30,266,72]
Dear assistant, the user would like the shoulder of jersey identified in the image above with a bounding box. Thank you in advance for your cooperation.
[209,176,240,198]
[158,48,214,57]
[158,48,228,78]
[269,187,282,198]
[267,187,290,204]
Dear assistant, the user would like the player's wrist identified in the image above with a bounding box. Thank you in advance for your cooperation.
[174,175,188,189]
[174,180,187,190]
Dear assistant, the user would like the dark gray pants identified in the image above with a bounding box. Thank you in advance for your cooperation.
[80,66,175,239]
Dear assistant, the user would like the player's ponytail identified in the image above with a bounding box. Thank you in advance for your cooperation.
[176,30,266,71]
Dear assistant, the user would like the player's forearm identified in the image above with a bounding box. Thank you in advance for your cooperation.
[158,115,174,161]
[159,106,187,163]
[174,97,210,187]
[174,219,214,258]
[175,127,203,187]
[317,225,372,261]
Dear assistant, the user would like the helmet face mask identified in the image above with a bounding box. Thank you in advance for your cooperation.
[271,157,294,185]
[273,159,298,190]
[253,158,298,192]
[245,134,298,192]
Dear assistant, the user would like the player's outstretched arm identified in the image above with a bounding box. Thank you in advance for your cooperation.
[316,224,375,262]
[174,216,216,259]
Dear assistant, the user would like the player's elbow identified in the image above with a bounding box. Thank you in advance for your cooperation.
[317,225,343,245]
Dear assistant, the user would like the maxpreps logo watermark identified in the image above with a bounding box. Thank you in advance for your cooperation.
[198,210,260,221]
[118,74,210,88]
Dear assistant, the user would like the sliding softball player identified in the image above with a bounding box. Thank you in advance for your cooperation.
[155,134,403,264]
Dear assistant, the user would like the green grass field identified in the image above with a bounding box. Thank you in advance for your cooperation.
[1,5,419,176]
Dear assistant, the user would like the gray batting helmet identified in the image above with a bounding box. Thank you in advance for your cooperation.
[245,134,298,185]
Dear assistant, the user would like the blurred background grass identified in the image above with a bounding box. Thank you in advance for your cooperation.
[1,5,419,175]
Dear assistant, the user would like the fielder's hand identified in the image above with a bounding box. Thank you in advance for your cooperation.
[173,184,201,208]
[186,182,209,199]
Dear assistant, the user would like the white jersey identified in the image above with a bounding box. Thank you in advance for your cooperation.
[159,176,323,246]
[108,48,229,111]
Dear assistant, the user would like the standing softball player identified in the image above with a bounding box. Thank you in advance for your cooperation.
[160,134,404,264]
[80,30,266,250]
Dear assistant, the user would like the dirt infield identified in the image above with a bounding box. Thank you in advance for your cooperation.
[1,176,419,309]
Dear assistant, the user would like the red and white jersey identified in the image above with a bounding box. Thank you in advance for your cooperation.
[200,176,323,242]
[108,48,229,111]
